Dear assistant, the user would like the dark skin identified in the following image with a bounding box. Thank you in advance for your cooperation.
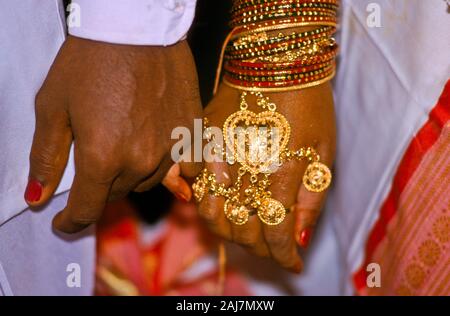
[27,34,336,272]
[26,36,201,233]
[188,25,337,271]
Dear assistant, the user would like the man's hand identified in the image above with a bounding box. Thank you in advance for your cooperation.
[196,83,336,272]
[24,36,202,233]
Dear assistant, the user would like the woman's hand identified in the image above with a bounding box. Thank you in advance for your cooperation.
[196,83,336,272]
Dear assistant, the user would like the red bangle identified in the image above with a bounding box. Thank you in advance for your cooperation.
[225,62,334,82]
[224,59,331,76]
[223,66,335,90]
[222,0,339,92]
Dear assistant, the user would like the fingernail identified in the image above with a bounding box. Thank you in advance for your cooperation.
[299,228,312,249]
[291,262,302,274]
[174,192,189,203]
[24,178,43,203]
[174,178,192,203]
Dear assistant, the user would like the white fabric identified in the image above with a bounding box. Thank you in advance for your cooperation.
[217,0,450,295]
[68,0,197,45]
[0,0,74,226]
[0,192,95,296]
[327,0,450,294]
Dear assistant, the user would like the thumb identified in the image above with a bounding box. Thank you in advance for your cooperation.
[162,161,203,203]
[25,92,72,207]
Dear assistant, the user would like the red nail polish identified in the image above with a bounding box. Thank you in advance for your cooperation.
[174,192,188,203]
[300,228,312,248]
[24,178,43,203]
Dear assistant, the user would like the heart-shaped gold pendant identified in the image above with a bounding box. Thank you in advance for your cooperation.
[223,109,291,174]
[192,92,332,228]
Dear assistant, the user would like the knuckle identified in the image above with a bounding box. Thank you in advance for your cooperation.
[198,202,220,224]
[266,231,291,247]
[80,148,121,178]
[127,144,164,176]
[130,157,160,176]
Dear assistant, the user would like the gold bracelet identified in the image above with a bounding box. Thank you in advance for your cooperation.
[222,69,335,92]
[231,21,337,40]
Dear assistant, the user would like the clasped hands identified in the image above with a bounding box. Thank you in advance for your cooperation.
[25,36,335,272]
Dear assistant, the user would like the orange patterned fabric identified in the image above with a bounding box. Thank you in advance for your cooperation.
[364,124,450,295]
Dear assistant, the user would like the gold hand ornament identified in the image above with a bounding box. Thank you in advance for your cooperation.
[193,91,332,226]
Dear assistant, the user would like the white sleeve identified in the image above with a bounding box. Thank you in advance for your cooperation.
[67,0,197,46]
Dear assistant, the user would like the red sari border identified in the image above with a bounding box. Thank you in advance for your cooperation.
[353,80,450,293]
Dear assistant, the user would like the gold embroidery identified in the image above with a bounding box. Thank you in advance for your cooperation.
[432,215,450,243]
[380,165,450,283]
[418,240,441,267]
[405,263,426,289]
[392,134,450,252]
[367,126,450,295]
[389,159,450,265]
[432,266,450,295]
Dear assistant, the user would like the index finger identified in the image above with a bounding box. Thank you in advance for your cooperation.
[196,161,233,240]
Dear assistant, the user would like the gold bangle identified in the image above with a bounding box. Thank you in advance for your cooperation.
[222,68,335,92]
[231,21,337,40]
